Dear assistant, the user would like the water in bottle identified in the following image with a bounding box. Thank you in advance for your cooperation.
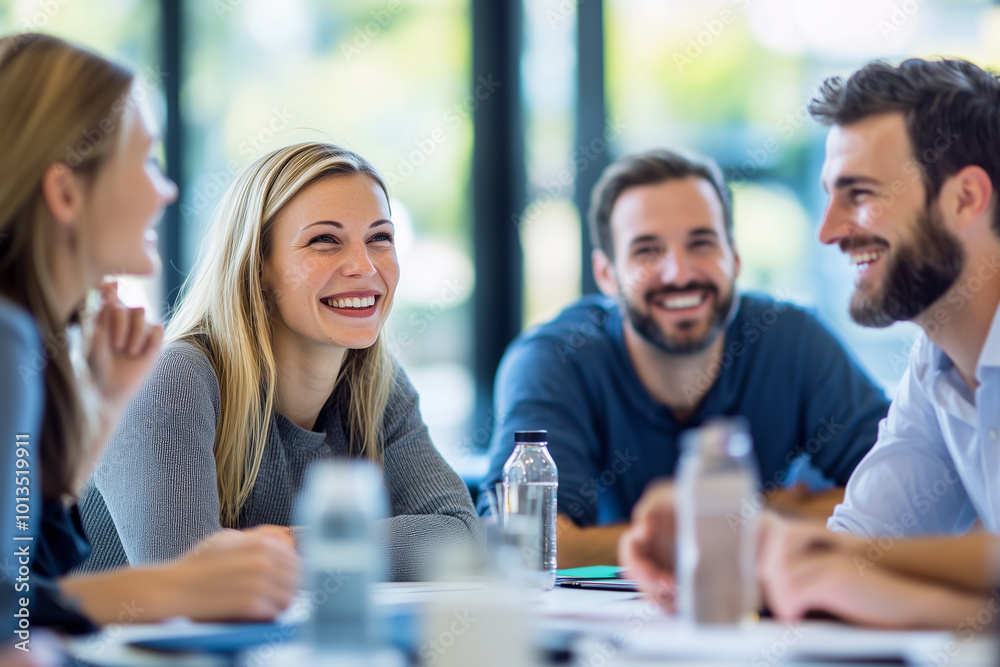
[676,418,759,624]
[295,460,386,655]
[501,429,558,590]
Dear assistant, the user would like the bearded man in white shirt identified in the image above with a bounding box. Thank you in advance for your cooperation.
[620,57,1000,629]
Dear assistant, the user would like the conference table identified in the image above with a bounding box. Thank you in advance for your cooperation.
[65,582,997,666]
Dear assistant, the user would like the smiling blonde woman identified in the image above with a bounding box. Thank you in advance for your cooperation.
[80,142,483,580]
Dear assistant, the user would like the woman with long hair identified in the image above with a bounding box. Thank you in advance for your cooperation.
[82,141,483,580]
[0,32,298,640]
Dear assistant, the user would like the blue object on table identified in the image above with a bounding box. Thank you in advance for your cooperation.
[127,605,419,656]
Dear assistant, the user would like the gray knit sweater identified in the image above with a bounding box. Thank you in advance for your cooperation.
[78,341,483,581]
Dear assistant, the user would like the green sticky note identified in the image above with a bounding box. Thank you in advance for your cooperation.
[555,565,623,579]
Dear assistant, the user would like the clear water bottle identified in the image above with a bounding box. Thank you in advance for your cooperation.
[501,429,558,590]
[295,460,386,655]
[676,418,759,624]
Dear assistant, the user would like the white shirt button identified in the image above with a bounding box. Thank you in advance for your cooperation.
[990,429,999,442]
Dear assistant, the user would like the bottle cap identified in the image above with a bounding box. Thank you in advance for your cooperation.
[514,430,548,443]
[681,417,751,458]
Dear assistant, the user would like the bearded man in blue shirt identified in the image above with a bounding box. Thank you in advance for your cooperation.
[481,148,890,567]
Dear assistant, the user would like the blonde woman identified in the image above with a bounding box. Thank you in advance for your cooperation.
[82,142,483,580]
[0,33,298,640]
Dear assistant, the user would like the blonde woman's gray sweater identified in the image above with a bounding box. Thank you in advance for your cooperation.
[78,341,483,581]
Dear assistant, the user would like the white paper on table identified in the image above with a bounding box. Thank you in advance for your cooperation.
[622,619,964,664]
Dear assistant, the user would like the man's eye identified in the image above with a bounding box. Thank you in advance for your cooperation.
[849,189,873,202]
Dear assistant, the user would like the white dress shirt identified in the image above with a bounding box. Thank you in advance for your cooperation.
[829,300,1000,537]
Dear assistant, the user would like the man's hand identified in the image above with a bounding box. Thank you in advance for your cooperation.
[617,481,677,610]
[756,518,987,629]
[765,485,846,520]
[556,514,628,568]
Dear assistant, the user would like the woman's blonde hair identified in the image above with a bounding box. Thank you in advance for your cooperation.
[0,33,134,499]
[167,142,396,528]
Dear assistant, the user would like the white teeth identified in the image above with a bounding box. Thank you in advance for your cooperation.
[850,249,886,266]
[325,296,376,309]
[660,294,704,310]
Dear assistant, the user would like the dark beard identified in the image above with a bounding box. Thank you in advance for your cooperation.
[622,283,734,354]
[850,206,965,328]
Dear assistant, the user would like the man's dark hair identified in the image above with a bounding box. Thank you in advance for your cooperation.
[588,149,733,258]
[809,58,1000,234]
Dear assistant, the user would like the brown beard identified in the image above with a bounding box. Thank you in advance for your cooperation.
[849,205,964,328]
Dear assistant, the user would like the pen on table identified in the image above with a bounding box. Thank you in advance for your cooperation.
[556,580,639,592]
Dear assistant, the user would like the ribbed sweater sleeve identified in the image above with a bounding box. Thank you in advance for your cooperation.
[374,369,484,580]
[92,342,223,564]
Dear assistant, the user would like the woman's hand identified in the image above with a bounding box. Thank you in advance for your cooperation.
[618,480,678,610]
[242,523,297,550]
[162,528,301,621]
[59,529,300,625]
[88,282,163,415]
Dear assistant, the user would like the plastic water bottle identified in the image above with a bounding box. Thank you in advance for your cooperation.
[676,418,759,624]
[295,460,386,656]
[501,429,558,590]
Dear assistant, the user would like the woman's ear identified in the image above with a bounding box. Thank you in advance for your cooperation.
[41,163,85,227]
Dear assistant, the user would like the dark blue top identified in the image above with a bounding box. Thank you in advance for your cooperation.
[0,297,94,636]
[0,298,43,641]
[479,293,890,526]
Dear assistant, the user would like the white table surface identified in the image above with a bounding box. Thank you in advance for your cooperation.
[63,582,999,666]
